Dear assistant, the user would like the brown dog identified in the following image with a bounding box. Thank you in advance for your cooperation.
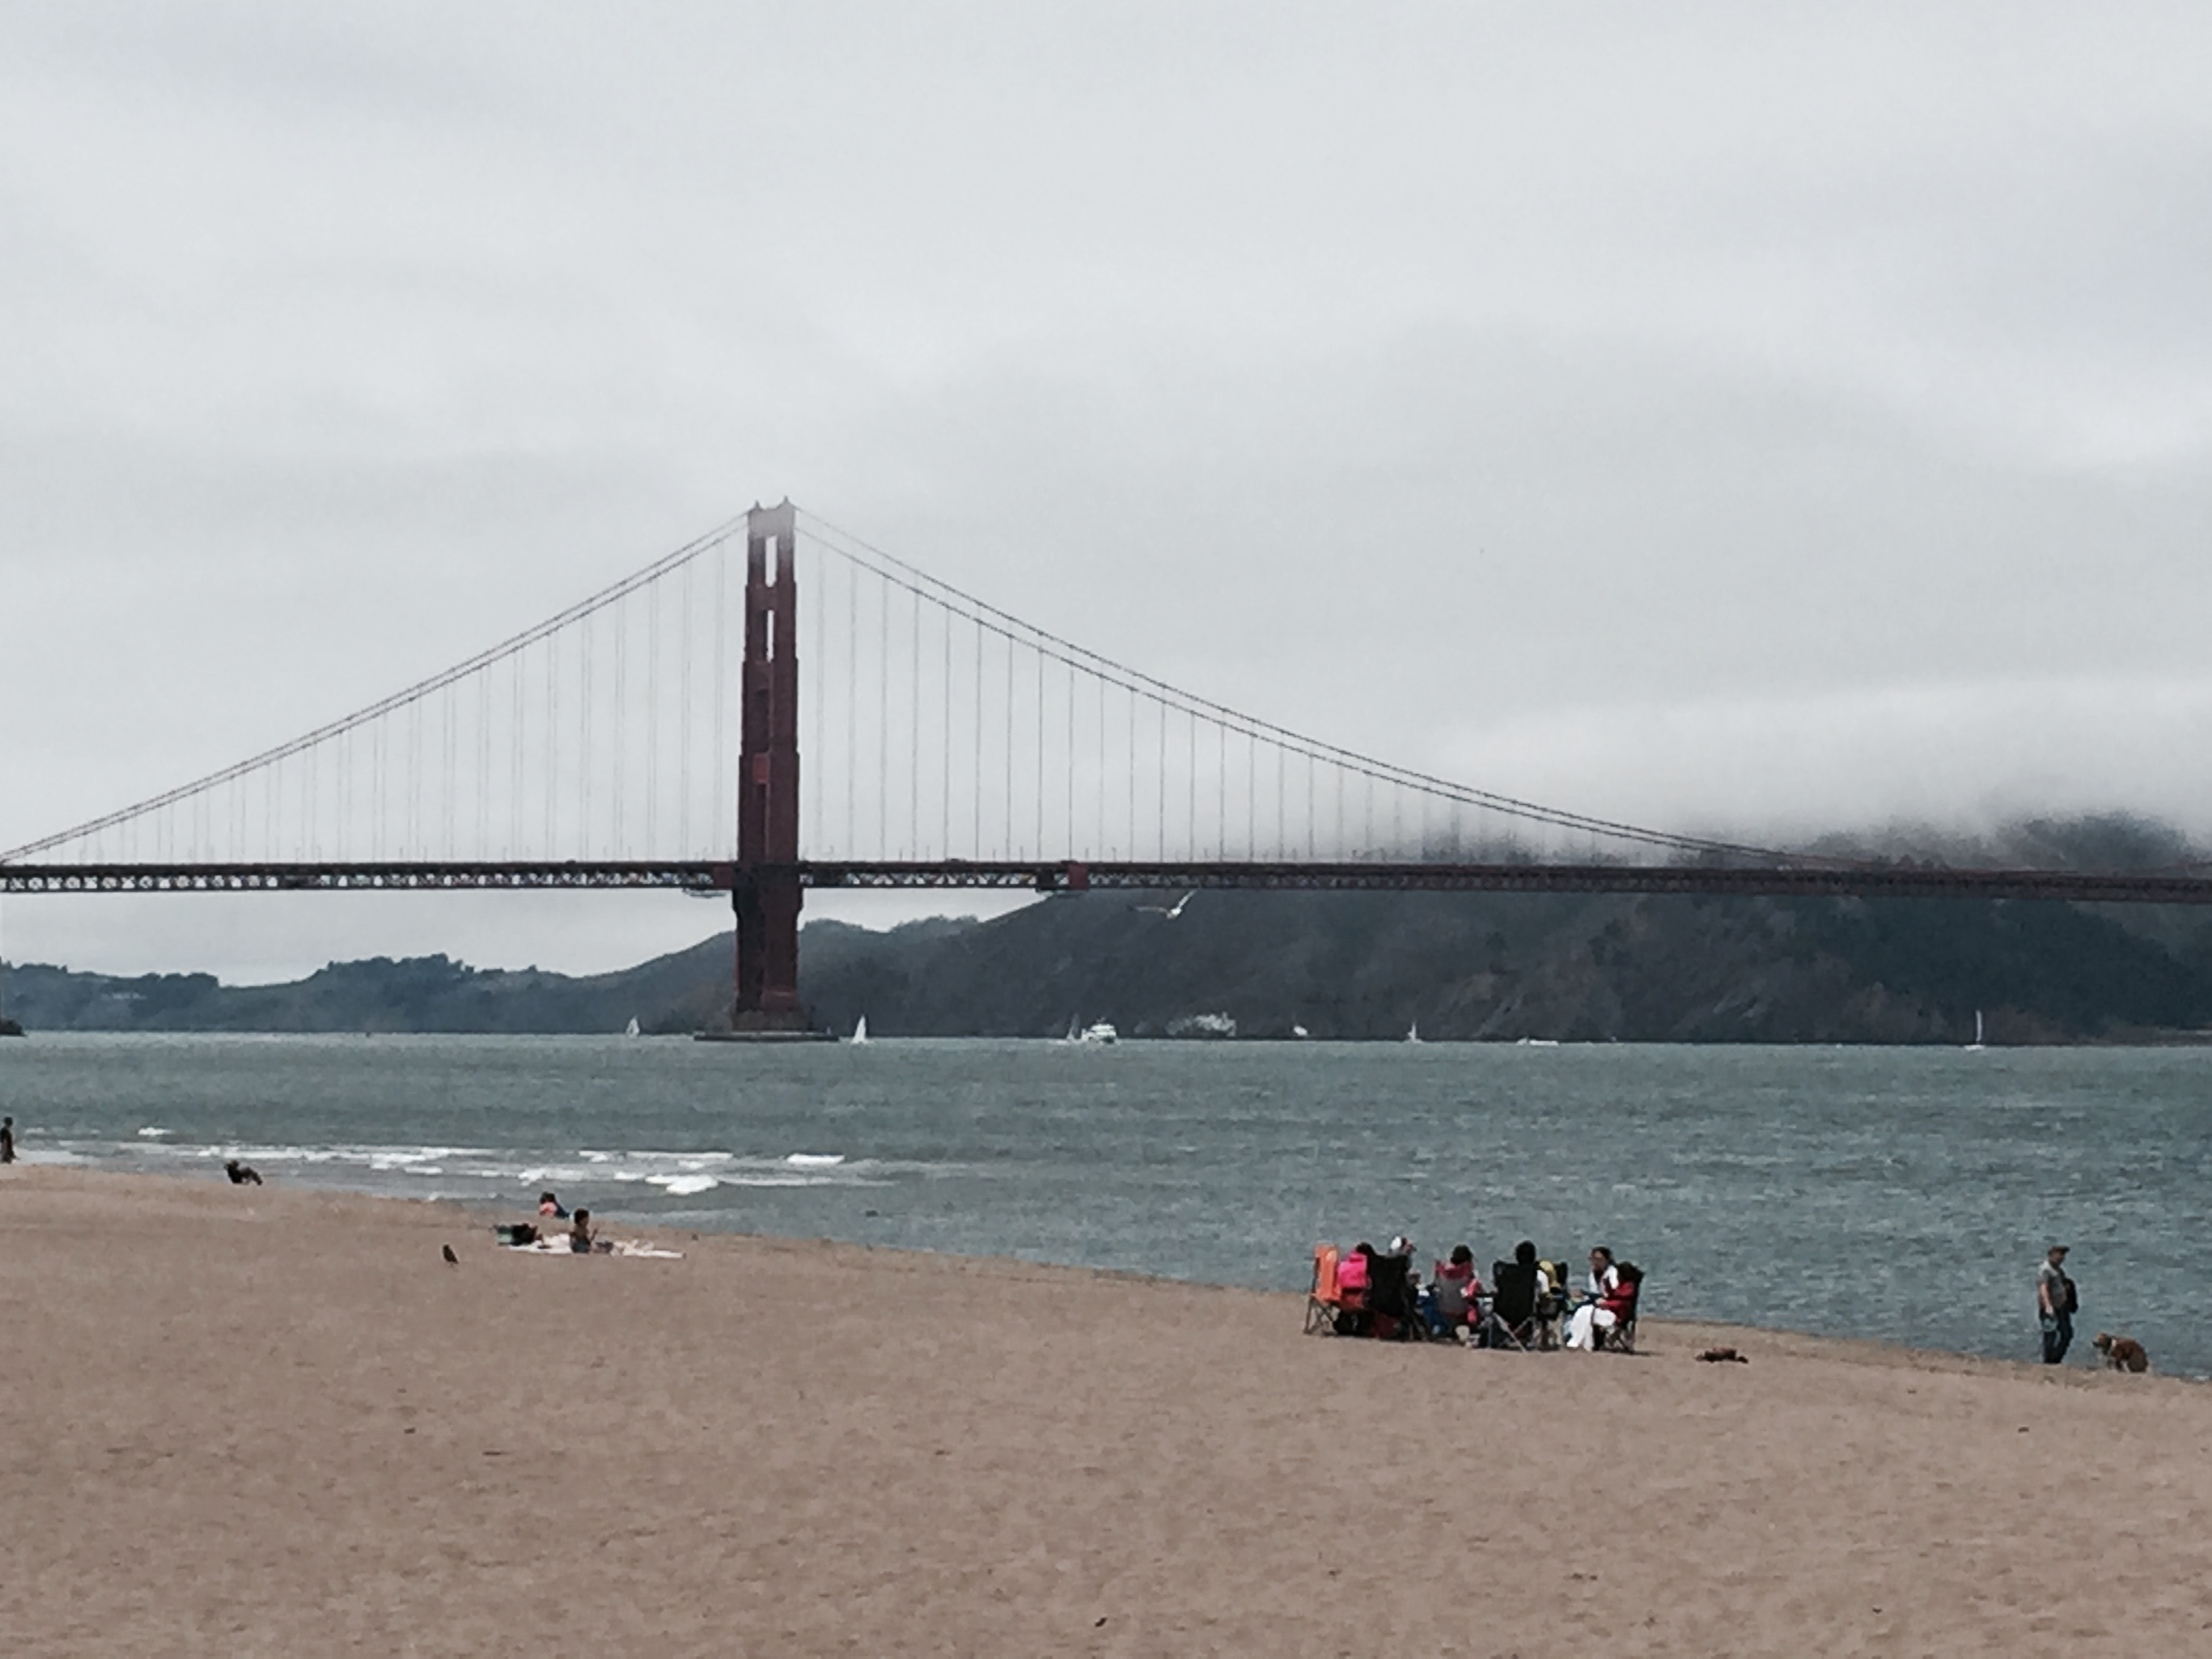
[2093,1332,2148,1373]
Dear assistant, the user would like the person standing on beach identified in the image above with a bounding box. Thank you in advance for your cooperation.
[1,1115,14,1164]
[2037,1244,2075,1364]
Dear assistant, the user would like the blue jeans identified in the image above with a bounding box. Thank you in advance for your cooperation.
[2041,1309,2073,1364]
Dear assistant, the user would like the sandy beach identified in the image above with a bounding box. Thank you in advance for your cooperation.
[3,1168,2209,1656]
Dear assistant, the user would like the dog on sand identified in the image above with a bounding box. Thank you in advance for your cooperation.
[2093,1332,2148,1373]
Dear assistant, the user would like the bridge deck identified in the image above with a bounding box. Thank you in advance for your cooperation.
[5,859,2212,905]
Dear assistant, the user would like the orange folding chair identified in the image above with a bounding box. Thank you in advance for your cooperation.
[1304,1242,1364,1335]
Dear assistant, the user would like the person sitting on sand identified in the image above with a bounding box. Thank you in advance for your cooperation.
[570,1208,597,1253]
[1578,1247,1619,1307]
[224,1158,263,1186]
[539,1191,569,1219]
[1565,1256,1639,1350]
[1368,1241,1416,1338]
[1431,1245,1482,1330]
[1334,1242,1375,1336]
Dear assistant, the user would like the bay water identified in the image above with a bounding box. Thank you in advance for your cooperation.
[3,1034,2205,1375]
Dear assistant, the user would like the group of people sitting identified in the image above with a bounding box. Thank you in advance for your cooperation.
[1316,1236,1643,1351]
[492,1192,609,1252]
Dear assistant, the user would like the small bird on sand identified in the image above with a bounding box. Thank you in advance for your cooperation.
[441,1244,459,1265]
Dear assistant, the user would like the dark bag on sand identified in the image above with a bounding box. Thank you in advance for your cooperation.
[2062,1274,2078,1315]
[494,1223,539,1246]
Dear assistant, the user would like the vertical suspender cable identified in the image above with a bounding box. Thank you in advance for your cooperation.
[647,575,661,853]
[1125,683,1134,860]
[476,670,491,859]
[678,560,693,856]
[443,687,456,859]
[714,541,729,856]
[545,634,560,857]
[510,651,525,857]
[806,537,824,855]
[941,602,952,857]
[879,572,890,858]
[579,617,595,857]
[846,558,859,859]
[909,586,920,859]
[982,619,991,862]
[612,598,627,855]
[1159,699,1176,858]
[1035,650,1044,859]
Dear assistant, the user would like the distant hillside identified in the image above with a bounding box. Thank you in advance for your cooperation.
[9,884,2212,1042]
[0,937,731,1036]
[792,889,2212,1044]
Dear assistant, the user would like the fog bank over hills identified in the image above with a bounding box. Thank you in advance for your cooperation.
[7,817,2211,1045]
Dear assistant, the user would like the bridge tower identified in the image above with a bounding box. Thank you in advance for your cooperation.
[729,499,812,1033]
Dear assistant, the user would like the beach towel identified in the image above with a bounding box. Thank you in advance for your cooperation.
[501,1236,684,1259]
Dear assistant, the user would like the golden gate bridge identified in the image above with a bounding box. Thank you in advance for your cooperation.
[6,501,2211,1032]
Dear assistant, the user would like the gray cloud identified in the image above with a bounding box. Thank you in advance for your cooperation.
[5,3,2211,977]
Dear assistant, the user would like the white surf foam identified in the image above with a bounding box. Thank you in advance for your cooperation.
[649,1174,719,1195]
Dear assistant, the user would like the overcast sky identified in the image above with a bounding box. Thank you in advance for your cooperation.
[5,3,2211,981]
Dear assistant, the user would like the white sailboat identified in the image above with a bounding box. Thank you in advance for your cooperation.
[1404,1020,1421,1044]
[623,1017,641,1038]
[1965,1008,1985,1052]
[851,1015,869,1045]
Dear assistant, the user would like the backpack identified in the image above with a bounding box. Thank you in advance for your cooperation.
[2062,1273,2078,1315]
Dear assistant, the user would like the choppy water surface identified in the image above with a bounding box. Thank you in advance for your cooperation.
[3,1036,2207,1374]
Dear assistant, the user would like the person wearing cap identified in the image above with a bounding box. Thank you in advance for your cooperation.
[2036,1244,2076,1364]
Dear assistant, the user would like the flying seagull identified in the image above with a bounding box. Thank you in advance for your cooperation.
[1133,890,1197,920]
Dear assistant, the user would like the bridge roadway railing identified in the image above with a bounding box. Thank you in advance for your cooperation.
[7,859,2212,905]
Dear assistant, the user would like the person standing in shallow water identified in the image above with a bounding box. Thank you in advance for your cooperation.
[2037,1244,2075,1364]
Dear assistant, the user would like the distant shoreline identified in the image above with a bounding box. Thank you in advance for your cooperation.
[18,1163,2191,1382]
[9,1023,2212,1047]
[3,1164,2171,1383]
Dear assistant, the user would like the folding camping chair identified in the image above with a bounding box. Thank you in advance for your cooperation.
[1471,1258,1540,1350]
[1305,1243,1364,1335]
[1366,1250,1420,1340]
[1593,1263,1643,1354]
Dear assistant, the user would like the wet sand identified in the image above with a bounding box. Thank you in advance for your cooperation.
[3,1166,2209,1656]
